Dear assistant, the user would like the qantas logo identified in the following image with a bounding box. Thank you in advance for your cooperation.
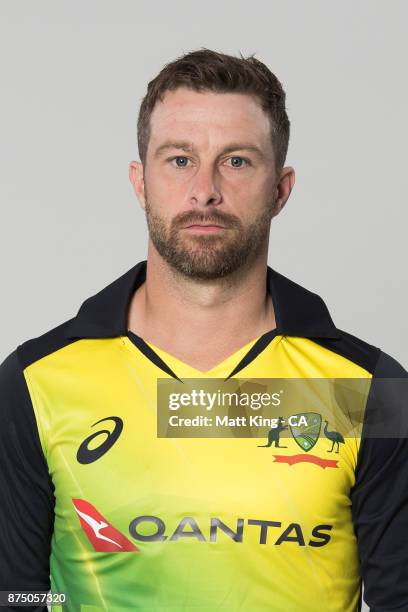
[73,498,332,552]
[72,498,139,552]
[77,416,123,464]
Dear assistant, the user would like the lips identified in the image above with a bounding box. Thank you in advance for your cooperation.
[186,224,225,228]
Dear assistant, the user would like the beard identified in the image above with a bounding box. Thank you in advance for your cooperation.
[144,193,275,281]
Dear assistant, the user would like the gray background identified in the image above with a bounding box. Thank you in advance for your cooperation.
[1,2,407,610]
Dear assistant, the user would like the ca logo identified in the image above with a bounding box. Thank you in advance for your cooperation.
[77,416,123,464]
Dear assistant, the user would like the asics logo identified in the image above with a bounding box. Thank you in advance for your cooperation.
[77,416,123,464]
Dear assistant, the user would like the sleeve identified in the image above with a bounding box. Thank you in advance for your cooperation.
[0,348,55,611]
[350,349,408,612]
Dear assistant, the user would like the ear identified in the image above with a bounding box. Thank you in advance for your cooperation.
[272,166,295,217]
[129,160,146,210]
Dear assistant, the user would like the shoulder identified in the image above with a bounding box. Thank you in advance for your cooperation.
[312,325,407,377]
[1,317,79,377]
[369,347,408,378]
[0,317,81,410]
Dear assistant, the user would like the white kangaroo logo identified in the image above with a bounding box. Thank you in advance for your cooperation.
[74,506,123,549]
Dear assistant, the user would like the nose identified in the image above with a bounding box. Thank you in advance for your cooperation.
[188,164,222,208]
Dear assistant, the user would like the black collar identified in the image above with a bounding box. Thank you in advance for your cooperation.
[64,259,341,340]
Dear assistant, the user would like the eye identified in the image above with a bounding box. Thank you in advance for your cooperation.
[170,156,190,168]
[226,156,250,169]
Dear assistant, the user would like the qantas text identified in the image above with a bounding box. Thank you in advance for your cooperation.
[128,516,333,547]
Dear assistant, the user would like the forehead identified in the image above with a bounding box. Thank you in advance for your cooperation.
[148,87,272,148]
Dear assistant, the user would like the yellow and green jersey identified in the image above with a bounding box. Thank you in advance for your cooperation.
[0,259,407,611]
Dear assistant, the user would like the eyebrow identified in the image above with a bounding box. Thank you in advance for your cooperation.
[153,140,267,160]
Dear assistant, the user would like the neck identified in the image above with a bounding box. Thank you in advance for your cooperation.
[127,243,276,363]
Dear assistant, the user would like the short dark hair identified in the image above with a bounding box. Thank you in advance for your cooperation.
[137,48,290,173]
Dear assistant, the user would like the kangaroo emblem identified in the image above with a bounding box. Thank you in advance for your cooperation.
[257,416,288,448]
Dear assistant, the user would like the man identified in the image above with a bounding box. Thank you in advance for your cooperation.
[0,48,407,611]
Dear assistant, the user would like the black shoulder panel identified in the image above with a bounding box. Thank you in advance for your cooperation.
[17,317,80,371]
[371,348,408,378]
[310,328,382,374]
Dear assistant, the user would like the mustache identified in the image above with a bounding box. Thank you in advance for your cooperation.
[173,210,241,228]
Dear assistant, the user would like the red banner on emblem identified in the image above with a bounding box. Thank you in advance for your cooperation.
[273,454,338,469]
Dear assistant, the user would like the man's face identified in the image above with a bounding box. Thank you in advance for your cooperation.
[131,87,291,280]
